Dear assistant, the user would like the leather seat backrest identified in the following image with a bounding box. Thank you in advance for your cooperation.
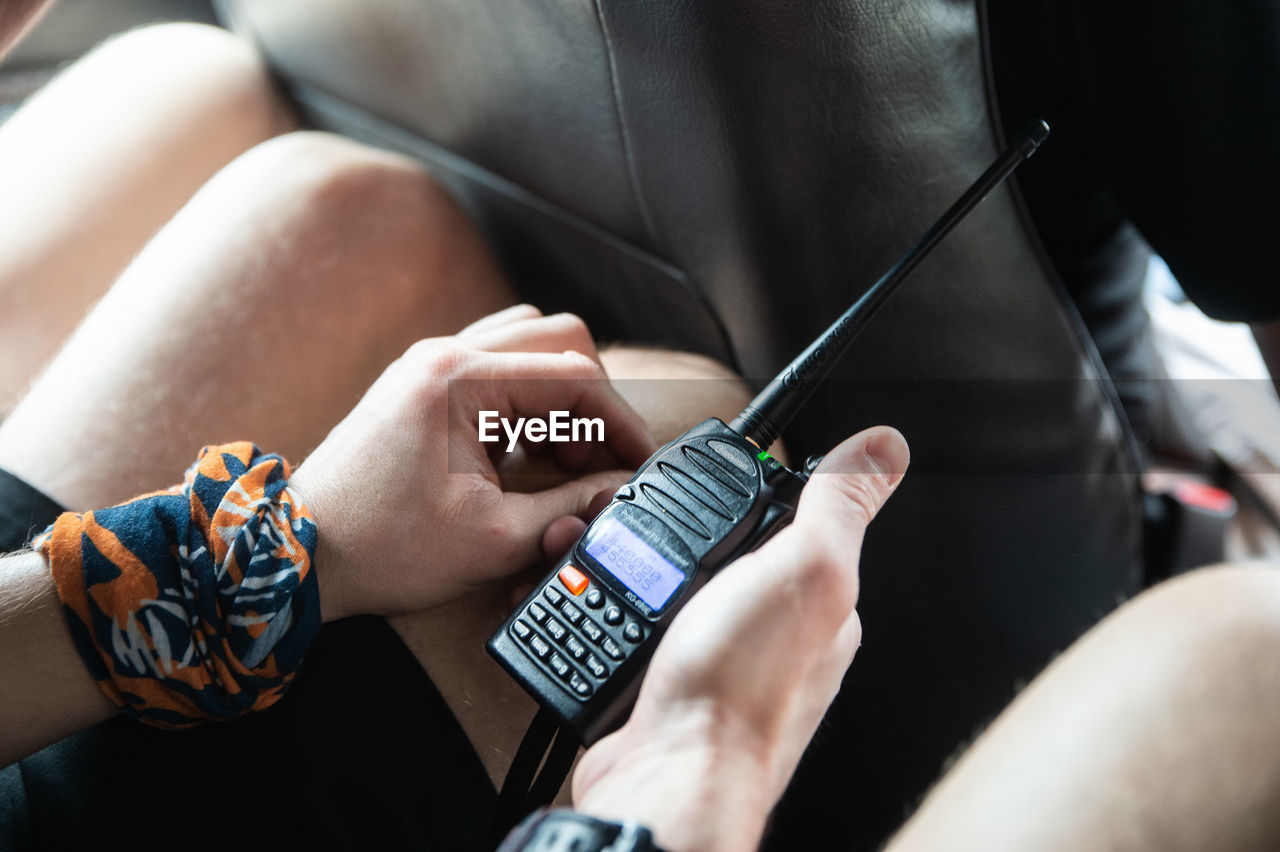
[217,1,1144,846]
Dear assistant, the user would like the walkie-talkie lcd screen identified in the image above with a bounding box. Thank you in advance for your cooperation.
[585,517,684,610]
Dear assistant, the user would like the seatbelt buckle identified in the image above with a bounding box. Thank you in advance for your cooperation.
[1143,473,1236,582]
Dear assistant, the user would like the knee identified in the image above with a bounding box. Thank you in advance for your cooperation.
[228,131,439,214]
[95,21,248,62]
[187,131,504,314]
[84,23,286,133]
[600,347,757,446]
[241,131,473,271]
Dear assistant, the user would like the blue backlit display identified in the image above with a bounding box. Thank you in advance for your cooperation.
[584,517,684,610]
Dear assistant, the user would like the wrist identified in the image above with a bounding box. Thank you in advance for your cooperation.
[573,704,775,852]
[288,463,352,624]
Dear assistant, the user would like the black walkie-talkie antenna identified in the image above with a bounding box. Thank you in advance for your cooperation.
[731,120,1051,448]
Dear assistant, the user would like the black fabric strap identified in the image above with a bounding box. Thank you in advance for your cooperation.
[498,709,582,837]
[498,708,559,832]
[0,467,64,554]
[527,724,580,807]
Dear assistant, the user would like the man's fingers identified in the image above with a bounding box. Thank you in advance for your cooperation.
[741,426,907,626]
[541,485,615,560]
[457,303,543,336]
[465,350,657,468]
[793,426,909,537]
[543,514,589,561]
[503,471,630,565]
[461,312,603,366]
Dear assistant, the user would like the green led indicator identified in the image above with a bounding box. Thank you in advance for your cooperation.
[757,451,772,462]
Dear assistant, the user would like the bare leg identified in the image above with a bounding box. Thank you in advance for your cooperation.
[390,347,760,798]
[0,131,513,509]
[889,565,1280,852]
[0,23,296,413]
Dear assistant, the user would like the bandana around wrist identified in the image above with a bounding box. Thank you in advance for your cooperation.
[33,442,319,727]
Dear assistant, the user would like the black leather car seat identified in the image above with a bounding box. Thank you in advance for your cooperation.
[214,1,1144,847]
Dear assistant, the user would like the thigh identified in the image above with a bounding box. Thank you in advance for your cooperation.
[0,23,296,413]
[0,131,514,510]
[889,565,1280,852]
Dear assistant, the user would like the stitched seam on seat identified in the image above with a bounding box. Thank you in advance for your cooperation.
[591,0,669,262]
[974,0,1144,485]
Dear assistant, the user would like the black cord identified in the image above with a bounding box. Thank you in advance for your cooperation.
[527,725,581,806]
[498,708,559,831]
[497,709,582,836]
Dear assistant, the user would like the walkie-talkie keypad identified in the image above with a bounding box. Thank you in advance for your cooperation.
[600,637,624,661]
[515,573,648,701]
[584,654,607,678]
[580,618,603,643]
[560,601,583,625]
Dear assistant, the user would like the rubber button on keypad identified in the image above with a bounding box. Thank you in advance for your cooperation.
[549,653,571,679]
[569,672,592,697]
[511,620,531,641]
[543,586,564,607]
[584,654,607,679]
[545,617,567,642]
[564,636,587,660]
[623,622,643,643]
[558,565,590,596]
[529,635,551,659]
[580,618,603,643]
[604,606,623,625]
[584,589,604,609]
[601,637,624,661]
[560,601,583,625]
[529,602,548,623]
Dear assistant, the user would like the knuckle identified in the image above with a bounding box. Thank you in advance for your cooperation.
[827,472,887,526]
[548,312,592,341]
[405,340,471,383]
[792,537,860,615]
[559,348,604,378]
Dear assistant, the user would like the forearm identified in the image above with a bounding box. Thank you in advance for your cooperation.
[0,0,55,60]
[0,549,115,766]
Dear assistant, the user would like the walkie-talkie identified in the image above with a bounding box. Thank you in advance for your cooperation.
[488,121,1050,747]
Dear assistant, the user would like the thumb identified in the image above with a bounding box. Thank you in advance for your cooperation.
[500,470,630,564]
[791,425,909,541]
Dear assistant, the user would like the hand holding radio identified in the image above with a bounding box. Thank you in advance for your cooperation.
[569,426,909,852]
[291,308,656,622]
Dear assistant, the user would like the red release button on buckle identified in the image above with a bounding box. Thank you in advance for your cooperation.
[1173,481,1236,516]
[558,565,589,596]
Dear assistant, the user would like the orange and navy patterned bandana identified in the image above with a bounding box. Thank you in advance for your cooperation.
[33,442,319,728]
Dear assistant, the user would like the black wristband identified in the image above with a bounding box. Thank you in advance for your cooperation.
[496,807,667,852]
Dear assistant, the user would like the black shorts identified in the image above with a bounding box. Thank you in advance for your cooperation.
[0,467,499,850]
[0,468,64,553]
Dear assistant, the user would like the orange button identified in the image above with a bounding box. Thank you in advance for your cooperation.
[558,565,589,596]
